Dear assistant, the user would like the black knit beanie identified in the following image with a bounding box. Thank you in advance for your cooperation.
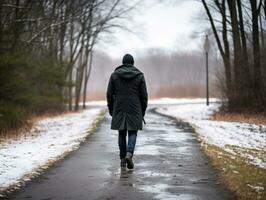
[122,54,134,65]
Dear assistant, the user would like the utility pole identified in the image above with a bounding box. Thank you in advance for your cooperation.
[204,35,210,106]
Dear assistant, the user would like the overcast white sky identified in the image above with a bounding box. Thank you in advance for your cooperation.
[97,0,205,59]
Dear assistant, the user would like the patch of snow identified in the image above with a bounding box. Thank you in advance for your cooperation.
[148,98,218,105]
[156,101,266,169]
[139,183,201,200]
[85,100,107,106]
[247,184,264,192]
[0,108,104,191]
[84,98,219,107]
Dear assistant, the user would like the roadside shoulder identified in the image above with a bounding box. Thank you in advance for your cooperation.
[155,103,266,200]
[0,108,106,197]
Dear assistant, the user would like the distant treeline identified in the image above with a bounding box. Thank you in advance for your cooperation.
[202,0,266,112]
[0,0,135,133]
[86,49,220,100]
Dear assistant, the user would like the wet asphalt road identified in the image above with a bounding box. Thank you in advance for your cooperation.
[6,107,233,200]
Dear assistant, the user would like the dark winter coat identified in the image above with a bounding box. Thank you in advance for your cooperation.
[106,64,148,130]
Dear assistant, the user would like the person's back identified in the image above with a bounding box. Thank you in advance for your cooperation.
[106,54,148,170]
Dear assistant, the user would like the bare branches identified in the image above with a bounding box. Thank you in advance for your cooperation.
[201,0,266,111]
[0,0,137,111]
[202,0,225,58]
[27,20,68,43]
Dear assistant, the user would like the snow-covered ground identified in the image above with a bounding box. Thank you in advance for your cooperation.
[148,98,214,105]
[0,108,104,194]
[156,102,266,169]
[2,98,265,195]
[85,98,217,106]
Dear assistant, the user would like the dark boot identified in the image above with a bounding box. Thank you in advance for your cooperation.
[120,158,126,168]
[125,152,134,170]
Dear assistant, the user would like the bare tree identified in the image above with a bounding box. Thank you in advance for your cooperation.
[0,0,139,113]
[201,0,266,111]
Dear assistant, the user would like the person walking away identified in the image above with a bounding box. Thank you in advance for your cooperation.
[106,54,148,170]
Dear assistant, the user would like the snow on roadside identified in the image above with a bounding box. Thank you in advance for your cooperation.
[0,107,105,193]
[156,102,266,169]
[148,98,217,105]
[85,98,218,106]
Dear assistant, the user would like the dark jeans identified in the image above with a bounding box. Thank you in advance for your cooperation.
[118,130,137,159]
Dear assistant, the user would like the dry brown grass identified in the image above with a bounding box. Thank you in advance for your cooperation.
[211,111,266,125]
[30,110,75,122]
[0,121,33,143]
[202,144,266,200]
[0,110,76,144]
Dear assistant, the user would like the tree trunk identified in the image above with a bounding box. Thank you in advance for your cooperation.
[236,0,248,63]
[227,0,243,105]
[202,0,225,59]
[250,0,262,101]
[220,0,233,105]
[12,0,21,50]
[74,49,84,111]
[74,27,87,111]
[68,69,73,110]
[259,11,265,48]
[83,50,93,109]
[204,0,233,106]
[68,20,74,111]
[236,0,249,68]
[82,54,90,109]
[236,0,251,100]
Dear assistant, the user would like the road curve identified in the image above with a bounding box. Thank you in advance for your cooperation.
[6,107,233,200]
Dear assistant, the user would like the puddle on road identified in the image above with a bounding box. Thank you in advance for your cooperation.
[137,170,172,178]
[176,146,191,154]
[97,111,224,200]
[174,194,202,200]
[139,183,201,200]
[156,193,201,200]
[136,145,163,155]
[161,131,189,143]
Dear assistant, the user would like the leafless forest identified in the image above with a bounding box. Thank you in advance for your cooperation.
[202,0,266,112]
[1,0,266,133]
[86,49,220,100]
[0,0,137,132]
